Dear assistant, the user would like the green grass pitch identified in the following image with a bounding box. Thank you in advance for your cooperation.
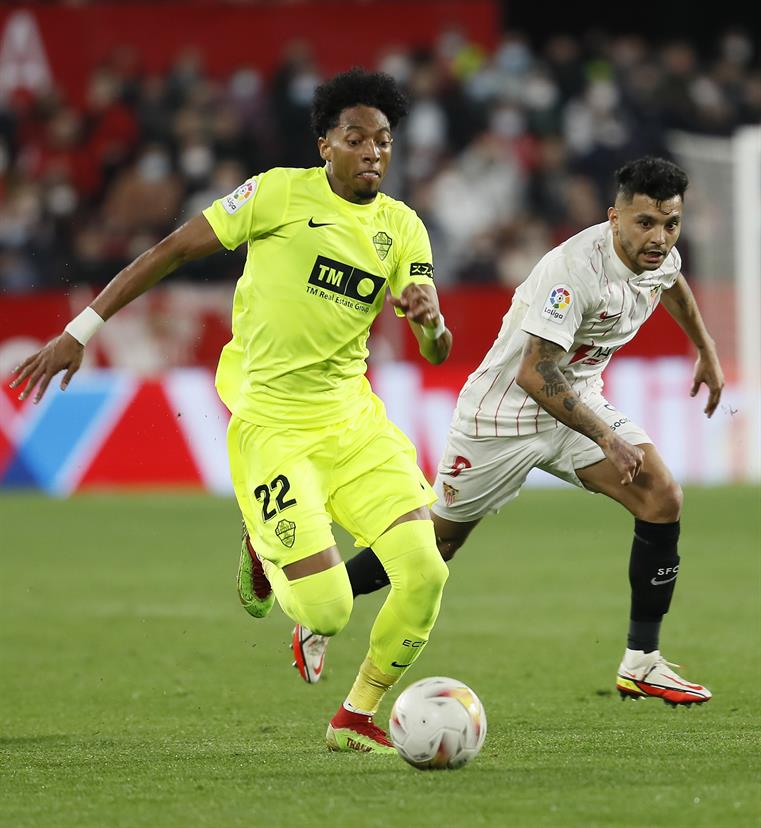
[1,486,759,828]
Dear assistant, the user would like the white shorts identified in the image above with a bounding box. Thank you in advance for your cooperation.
[432,399,651,522]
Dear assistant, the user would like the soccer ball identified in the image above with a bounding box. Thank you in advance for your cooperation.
[389,676,487,770]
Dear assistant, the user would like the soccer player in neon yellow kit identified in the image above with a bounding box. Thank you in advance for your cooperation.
[11,69,453,753]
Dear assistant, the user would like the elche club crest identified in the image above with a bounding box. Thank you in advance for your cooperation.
[276,519,296,548]
[372,231,392,261]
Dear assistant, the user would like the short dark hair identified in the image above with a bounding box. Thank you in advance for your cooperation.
[310,67,409,138]
[615,156,689,203]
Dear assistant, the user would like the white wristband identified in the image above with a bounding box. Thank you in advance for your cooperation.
[422,313,446,340]
[64,307,105,346]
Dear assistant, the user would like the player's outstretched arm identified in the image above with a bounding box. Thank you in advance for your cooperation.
[516,334,644,485]
[10,215,223,403]
[388,283,452,365]
[660,274,724,417]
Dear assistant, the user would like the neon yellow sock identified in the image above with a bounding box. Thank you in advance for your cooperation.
[264,559,353,637]
[262,558,298,621]
[345,657,397,715]
[346,520,448,714]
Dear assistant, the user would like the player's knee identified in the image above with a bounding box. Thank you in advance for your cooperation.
[395,547,448,625]
[422,550,449,595]
[289,564,353,637]
[438,536,465,561]
[434,517,476,562]
[641,478,683,522]
[374,519,448,625]
[667,481,684,518]
[302,597,352,637]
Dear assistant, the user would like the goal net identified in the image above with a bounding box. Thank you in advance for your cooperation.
[669,126,761,481]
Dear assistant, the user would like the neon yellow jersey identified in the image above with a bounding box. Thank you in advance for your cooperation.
[203,166,436,427]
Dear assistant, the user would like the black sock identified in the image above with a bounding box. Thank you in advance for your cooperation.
[627,519,680,652]
[627,620,662,653]
[345,546,390,596]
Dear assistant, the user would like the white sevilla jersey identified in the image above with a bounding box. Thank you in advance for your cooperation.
[453,221,681,437]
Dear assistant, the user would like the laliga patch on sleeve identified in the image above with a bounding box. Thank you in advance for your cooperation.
[222,179,257,214]
[541,284,573,324]
[410,262,434,279]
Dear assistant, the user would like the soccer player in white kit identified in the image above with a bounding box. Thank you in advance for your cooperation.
[280,156,724,706]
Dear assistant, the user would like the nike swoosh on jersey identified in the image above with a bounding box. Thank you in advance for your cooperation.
[391,661,411,668]
[308,218,334,227]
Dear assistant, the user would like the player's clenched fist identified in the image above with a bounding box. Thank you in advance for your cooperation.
[388,283,441,326]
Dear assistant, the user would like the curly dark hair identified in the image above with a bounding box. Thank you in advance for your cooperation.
[615,156,689,203]
[310,67,409,138]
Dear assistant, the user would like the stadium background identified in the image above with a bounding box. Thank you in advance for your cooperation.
[0,0,758,492]
[1,6,759,828]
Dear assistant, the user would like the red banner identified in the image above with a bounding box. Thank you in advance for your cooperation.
[0,284,690,382]
[0,2,499,105]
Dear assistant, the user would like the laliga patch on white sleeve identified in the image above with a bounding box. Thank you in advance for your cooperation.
[541,284,573,324]
[222,179,258,214]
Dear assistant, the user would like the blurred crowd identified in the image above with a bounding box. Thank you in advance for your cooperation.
[0,26,758,292]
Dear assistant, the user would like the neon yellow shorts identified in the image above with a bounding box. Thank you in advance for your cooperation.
[227,393,436,567]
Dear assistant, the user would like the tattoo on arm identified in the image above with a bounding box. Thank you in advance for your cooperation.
[528,337,607,443]
[535,339,572,398]
[540,380,566,396]
[563,396,577,412]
